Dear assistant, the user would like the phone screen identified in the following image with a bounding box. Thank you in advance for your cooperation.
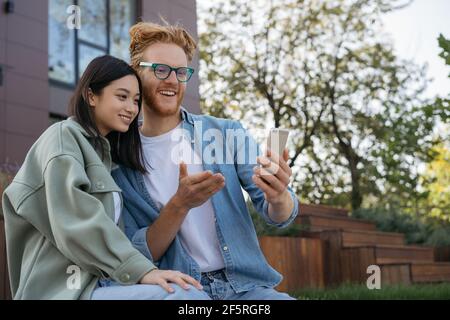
[267,129,289,156]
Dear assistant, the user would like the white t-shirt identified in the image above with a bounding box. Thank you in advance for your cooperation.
[112,192,121,225]
[140,123,225,272]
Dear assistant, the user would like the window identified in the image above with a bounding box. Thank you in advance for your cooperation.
[110,0,137,61]
[49,0,137,87]
[48,0,75,84]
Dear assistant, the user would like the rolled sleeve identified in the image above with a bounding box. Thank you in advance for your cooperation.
[261,189,299,228]
[131,226,155,263]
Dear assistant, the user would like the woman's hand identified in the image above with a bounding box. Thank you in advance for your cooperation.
[139,269,203,293]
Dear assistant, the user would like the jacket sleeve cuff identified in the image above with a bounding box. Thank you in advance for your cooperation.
[262,190,299,228]
[111,253,157,285]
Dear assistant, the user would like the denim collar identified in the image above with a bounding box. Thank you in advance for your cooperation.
[137,106,195,128]
[180,106,195,125]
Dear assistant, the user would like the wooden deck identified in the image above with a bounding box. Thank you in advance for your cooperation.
[297,203,450,287]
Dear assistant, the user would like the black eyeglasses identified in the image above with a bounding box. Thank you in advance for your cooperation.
[139,62,194,83]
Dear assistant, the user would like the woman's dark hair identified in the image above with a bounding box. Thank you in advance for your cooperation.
[68,55,146,173]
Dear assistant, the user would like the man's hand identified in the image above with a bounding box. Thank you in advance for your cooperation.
[252,148,292,204]
[139,269,203,293]
[171,162,225,211]
[252,148,294,223]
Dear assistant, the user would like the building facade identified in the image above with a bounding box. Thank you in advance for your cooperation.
[0,0,200,165]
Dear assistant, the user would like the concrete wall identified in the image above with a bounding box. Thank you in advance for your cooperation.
[0,0,50,165]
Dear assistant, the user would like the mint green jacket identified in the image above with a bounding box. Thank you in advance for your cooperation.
[1,118,156,299]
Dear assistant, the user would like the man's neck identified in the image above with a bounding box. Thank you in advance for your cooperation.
[140,106,182,137]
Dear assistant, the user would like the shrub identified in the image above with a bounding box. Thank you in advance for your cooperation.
[351,206,450,246]
[0,162,20,217]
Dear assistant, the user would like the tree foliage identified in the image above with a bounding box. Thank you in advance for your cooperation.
[416,34,450,223]
[198,0,443,210]
[420,145,450,222]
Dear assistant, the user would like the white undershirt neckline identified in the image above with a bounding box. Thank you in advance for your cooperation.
[139,124,225,272]
[112,192,121,225]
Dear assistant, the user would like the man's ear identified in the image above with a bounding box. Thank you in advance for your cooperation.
[137,69,146,81]
[87,88,96,108]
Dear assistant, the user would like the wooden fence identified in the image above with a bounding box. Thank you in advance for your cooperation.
[259,236,325,292]
[434,246,450,262]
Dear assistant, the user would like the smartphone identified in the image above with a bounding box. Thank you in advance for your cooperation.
[266,128,290,156]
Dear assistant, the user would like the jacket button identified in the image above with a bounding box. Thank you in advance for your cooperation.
[223,246,228,251]
[96,181,105,190]
[120,273,131,282]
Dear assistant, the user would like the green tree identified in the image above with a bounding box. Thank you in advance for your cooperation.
[433,34,450,134]
[416,34,450,222]
[420,144,450,222]
[198,0,441,210]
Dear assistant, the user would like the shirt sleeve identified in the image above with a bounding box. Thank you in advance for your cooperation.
[121,204,157,265]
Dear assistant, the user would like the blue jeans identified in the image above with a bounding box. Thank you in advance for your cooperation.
[200,269,296,300]
[91,272,295,300]
[91,279,210,300]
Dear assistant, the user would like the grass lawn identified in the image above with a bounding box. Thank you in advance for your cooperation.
[293,283,450,300]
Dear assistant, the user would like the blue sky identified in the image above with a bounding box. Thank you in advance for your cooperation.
[382,0,450,98]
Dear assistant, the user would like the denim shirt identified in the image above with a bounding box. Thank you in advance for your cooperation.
[111,108,299,293]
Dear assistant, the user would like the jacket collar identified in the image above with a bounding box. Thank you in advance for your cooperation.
[66,116,92,137]
[66,117,111,152]
[66,117,107,139]
[180,106,195,125]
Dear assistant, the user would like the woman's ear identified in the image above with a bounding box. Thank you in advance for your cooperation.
[87,88,96,108]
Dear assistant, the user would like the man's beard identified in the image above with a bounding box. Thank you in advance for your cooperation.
[142,85,183,117]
